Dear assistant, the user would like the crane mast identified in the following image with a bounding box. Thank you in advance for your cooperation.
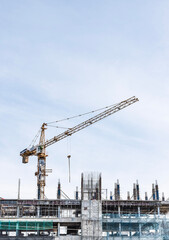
[20,96,139,200]
[35,123,47,200]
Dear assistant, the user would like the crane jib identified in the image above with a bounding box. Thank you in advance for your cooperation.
[44,96,138,148]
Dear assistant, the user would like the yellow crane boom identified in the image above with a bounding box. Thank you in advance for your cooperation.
[20,96,139,200]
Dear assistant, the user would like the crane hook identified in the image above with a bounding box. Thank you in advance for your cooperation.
[67,155,71,183]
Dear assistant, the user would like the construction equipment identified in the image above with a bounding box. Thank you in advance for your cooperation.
[20,96,139,200]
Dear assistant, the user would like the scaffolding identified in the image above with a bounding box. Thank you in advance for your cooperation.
[81,172,102,240]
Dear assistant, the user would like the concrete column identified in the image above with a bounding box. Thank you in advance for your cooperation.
[56,207,58,217]
[37,206,40,218]
[138,207,140,217]
[58,223,60,237]
[130,231,132,237]
[37,206,40,236]
[119,222,121,236]
[0,221,2,236]
[58,206,60,237]
[58,206,60,218]
[138,207,141,238]
[16,205,20,236]
[17,206,20,218]
[118,205,121,217]
[16,222,20,237]
[158,206,160,217]
[139,223,141,237]
[37,223,40,236]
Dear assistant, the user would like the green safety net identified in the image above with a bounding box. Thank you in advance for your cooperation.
[0,221,53,231]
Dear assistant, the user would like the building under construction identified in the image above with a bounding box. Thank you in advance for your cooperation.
[2,97,169,239]
[1,172,169,239]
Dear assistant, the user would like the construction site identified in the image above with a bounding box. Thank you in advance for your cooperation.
[1,96,169,239]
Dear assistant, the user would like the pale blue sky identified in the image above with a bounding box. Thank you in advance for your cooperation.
[1,0,169,200]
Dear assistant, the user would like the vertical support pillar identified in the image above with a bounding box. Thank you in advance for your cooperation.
[91,176,93,199]
[57,179,61,199]
[139,223,141,237]
[17,205,20,218]
[58,205,60,236]
[16,180,20,238]
[99,173,102,200]
[110,191,112,200]
[0,220,1,235]
[157,206,160,217]
[81,173,83,200]
[26,221,28,235]
[138,207,140,217]
[114,183,117,200]
[57,223,60,237]
[117,180,120,200]
[75,186,79,217]
[37,204,40,236]
[155,180,159,200]
[58,206,60,218]
[96,183,98,200]
[152,184,155,200]
[127,191,130,200]
[130,230,132,237]
[136,180,140,200]
[119,222,121,236]
[37,222,40,236]
[106,189,108,200]
[138,206,141,238]
[37,206,40,218]
[16,194,20,237]
[133,183,136,200]
[18,179,21,200]
[56,207,58,218]
[76,186,78,200]
[16,221,20,237]
[118,205,121,217]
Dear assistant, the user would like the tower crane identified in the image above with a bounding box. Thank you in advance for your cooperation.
[20,96,139,200]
